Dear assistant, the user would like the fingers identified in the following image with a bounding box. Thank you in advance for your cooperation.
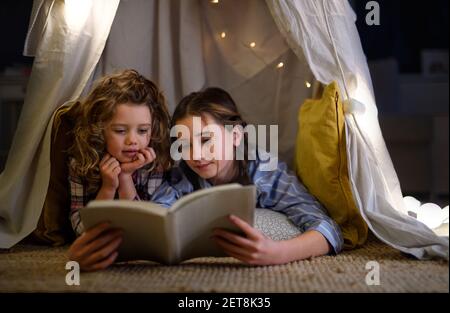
[126,152,145,167]
[139,150,149,163]
[212,236,259,264]
[120,147,155,174]
[103,157,120,171]
[78,228,123,258]
[99,153,111,167]
[83,235,123,268]
[222,249,251,264]
[75,222,114,246]
[86,251,119,272]
[112,166,121,175]
[122,154,145,173]
[228,215,261,240]
[213,235,251,258]
[100,156,120,183]
[68,227,123,272]
[144,147,156,161]
[100,154,120,177]
[136,152,145,164]
[139,147,156,165]
[213,229,255,251]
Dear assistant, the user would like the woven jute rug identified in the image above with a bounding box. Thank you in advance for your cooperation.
[0,234,448,293]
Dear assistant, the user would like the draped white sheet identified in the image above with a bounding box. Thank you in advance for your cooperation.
[267,0,448,259]
[89,0,315,167]
[89,0,206,111]
[0,0,120,248]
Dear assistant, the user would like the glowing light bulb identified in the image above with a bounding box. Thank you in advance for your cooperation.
[276,62,284,69]
[250,42,256,48]
[417,203,444,229]
[220,32,226,39]
[404,196,421,217]
[211,0,219,3]
[305,81,312,88]
[443,206,449,224]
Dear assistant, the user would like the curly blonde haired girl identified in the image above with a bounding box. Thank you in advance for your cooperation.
[66,70,172,270]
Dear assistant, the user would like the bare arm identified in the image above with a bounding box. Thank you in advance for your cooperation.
[117,174,137,200]
[276,230,331,263]
[95,186,117,200]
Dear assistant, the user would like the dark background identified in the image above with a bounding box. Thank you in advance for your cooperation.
[1,0,448,74]
[354,0,449,72]
[0,1,34,71]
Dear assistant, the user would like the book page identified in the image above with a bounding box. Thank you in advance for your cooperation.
[170,184,256,262]
[81,200,174,264]
[169,183,243,213]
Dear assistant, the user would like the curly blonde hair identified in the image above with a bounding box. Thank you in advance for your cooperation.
[67,69,172,193]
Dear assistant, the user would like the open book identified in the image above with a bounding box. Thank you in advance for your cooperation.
[81,184,256,264]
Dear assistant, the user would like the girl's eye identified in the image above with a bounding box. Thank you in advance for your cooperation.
[113,129,126,134]
[138,129,150,134]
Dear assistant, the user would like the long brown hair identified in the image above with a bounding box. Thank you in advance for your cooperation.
[172,87,251,186]
[68,69,172,193]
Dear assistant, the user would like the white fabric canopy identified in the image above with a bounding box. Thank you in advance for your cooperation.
[0,0,448,259]
[89,0,315,166]
[267,0,448,259]
[0,0,120,247]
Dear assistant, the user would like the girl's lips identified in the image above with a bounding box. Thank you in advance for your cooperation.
[195,163,212,170]
[123,151,138,157]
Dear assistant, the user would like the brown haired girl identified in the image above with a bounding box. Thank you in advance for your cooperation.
[152,87,343,265]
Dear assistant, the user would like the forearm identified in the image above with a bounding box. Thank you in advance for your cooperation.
[118,174,137,200]
[278,230,331,263]
[281,206,343,254]
[95,186,116,200]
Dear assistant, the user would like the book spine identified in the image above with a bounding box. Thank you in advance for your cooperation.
[165,211,180,264]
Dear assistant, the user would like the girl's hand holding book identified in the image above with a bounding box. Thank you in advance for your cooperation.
[68,222,123,272]
[212,215,287,266]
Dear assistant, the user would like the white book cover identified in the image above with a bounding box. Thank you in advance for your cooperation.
[81,183,256,264]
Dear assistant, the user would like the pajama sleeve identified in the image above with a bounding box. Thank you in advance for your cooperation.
[251,160,344,254]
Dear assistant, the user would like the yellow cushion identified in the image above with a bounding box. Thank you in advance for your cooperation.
[295,81,367,249]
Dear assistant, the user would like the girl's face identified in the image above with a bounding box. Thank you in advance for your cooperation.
[176,113,242,185]
[104,102,152,163]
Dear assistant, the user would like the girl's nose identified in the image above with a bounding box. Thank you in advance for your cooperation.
[126,132,137,145]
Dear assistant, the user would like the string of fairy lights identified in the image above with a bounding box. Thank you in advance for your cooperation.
[210,0,312,89]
